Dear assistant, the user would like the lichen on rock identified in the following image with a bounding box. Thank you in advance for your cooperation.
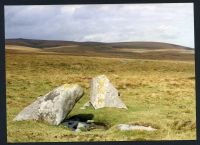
[90,75,127,109]
[13,84,84,125]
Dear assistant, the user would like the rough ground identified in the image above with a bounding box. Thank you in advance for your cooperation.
[6,45,196,142]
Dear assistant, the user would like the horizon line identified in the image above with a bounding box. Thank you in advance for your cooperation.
[5,37,194,49]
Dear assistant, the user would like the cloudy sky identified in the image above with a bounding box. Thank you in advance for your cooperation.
[5,3,194,48]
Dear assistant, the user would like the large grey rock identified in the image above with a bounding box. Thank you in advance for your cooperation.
[90,75,127,109]
[13,84,84,125]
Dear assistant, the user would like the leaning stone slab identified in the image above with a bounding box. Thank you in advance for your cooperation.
[13,84,84,125]
[90,75,127,109]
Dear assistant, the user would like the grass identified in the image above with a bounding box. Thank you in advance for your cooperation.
[6,51,196,142]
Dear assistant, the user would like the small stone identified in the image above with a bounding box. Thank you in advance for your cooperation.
[117,124,157,131]
[83,101,91,107]
[87,120,94,123]
[77,122,89,131]
[62,120,79,130]
[80,107,86,110]
[80,101,91,109]
[75,128,81,132]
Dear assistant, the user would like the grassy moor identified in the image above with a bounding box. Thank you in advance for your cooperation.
[6,39,195,142]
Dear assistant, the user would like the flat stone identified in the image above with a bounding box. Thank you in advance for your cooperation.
[13,84,84,125]
[117,124,157,131]
[90,75,127,109]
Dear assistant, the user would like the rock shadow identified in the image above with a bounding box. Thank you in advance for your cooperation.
[61,114,110,131]
[63,113,94,122]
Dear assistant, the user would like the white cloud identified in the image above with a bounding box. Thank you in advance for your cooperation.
[5,3,194,48]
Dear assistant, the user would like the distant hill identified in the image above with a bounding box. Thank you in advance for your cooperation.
[5,38,192,50]
[5,38,79,48]
[5,38,194,61]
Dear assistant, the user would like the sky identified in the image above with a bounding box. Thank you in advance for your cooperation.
[5,3,194,48]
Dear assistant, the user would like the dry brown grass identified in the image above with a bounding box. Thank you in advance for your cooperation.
[6,49,196,142]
